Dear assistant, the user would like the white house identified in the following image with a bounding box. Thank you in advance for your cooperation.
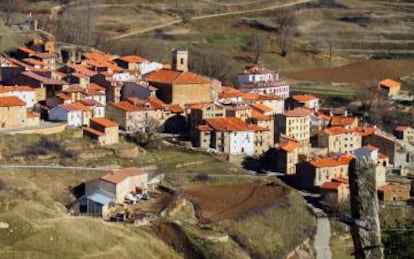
[49,104,83,127]
[0,86,36,109]
[139,62,163,75]
[238,65,290,99]
[355,144,387,188]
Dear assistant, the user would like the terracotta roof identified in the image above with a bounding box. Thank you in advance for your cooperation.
[242,93,281,101]
[242,64,273,74]
[332,177,349,184]
[88,83,106,92]
[80,99,104,107]
[206,117,255,132]
[197,124,213,131]
[23,58,45,66]
[292,94,318,102]
[58,104,82,112]
[380,79,401,88]
[119,55,148,64]
[187,102,213,110]
[353,126,376,137]
[248,124,269,132]
[21,71,67,85]
[320,181,343,191]
[0,96,26,107]
[63,85,86,93]
[279,141,299,152]
[378,152,388,160]
[67,64,97,77]
[53,71,68,78]
[72,102,90,111]
[56,92,71,100]
[321,127,349,135]
[0,86,34,92]
[26,111,39,118]
[111,101,141,112]
[18,46,36,54]
[219,87,245,98]
[251,103,273,113]
[330,116,357,127]
[90,117,118,128]
[101,167,145,184]
[146,69,210,84]
[310,155,354,168]
[284,108,311,117]
[83,127,105,136]
[166,104,184,113]
[251,110,272,121]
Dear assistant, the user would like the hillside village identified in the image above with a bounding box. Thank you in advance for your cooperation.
[0,31,413,257]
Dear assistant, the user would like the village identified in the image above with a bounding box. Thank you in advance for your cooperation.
[0,33,412,219]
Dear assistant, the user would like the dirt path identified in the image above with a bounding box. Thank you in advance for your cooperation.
[109,0,311,41]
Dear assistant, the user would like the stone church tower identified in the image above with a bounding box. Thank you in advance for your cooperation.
[172,49,188,72]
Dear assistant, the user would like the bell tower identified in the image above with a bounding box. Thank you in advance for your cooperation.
[172,48,188,72]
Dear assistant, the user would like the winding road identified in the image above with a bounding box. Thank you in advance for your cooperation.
[109,0,312,40]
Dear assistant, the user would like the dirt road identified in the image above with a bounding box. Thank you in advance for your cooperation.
[109,0,312,41]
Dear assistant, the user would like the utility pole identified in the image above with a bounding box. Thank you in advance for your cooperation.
[348,157,384,259]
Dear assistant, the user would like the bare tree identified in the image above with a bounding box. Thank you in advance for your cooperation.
[309,40,321,62]
[57,0,96,46]
[134,117,161,147]
[0,0,24,27]
[275,7,297,57]
[190,49,233,85]
[249,34,267,64]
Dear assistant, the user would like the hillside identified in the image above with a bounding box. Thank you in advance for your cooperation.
[0,131,316,258]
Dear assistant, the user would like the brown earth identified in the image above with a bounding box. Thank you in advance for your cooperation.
[286,60,414,85]
[183,181,290,224]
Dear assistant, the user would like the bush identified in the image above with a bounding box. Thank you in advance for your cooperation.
[23,137,78,159]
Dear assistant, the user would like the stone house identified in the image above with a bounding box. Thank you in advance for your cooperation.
[379,79,401,97]
[188,102,225,129]
[378,183,410,203]
[329,116,358,129]
[83,117,119,145]
[194,117,267,156]
[288,94,319,110]
[318,127,362,154]
[320,178,350,204]
[296,155,353,190]
[48,104,84,127]
[0,86,36,109]
[276,108,311,154]
[106,101,143,132]
[146,68,213,106]
[276,141,299,175]
[0,96,29,129]
[237,65,289,99]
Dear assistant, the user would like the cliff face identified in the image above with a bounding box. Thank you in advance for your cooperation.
[349,157,384,259]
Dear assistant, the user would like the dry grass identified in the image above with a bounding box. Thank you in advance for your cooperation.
[0,168,180,259]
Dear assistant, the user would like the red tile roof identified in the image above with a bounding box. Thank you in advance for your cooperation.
[0,86,35,92]
[18,46,36,54]
[380,79,401,88]
[251,110,272,121]
[310,155,354,168]
[58,104,82,112]
[279,141,299,152]
[320,181,343,191]
[101,167,145,184]
[284,108,311,117]
[219,87,245,98]
[292,94,318,102]
[321,127,349,135]
[147,69,210,84]
[166,104,184,113]
[0,96,26,107]
[26,111,39,118]
[119,55,148,64]
[330,116,357,127]
[353,126,376,137]
[67,64,97,77]
[197,124,213,131]
[207,117,255,132]
[90,117,118,128]
[251,103,273,113]
[332,177,349,184]
[111,101,141,112]
[365,144,379,152]
[83,127,105,136]
[22,71,67,85]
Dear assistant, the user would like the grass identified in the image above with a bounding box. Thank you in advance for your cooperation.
[220,191,316,258]
[329,220,353,259]
[0,169,180,259]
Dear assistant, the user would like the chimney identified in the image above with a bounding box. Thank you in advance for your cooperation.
[172,48,188,72]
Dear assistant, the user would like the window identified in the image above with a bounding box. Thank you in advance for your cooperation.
[180,58,184,65]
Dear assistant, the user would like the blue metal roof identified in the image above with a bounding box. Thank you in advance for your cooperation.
[87,190,115,205]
